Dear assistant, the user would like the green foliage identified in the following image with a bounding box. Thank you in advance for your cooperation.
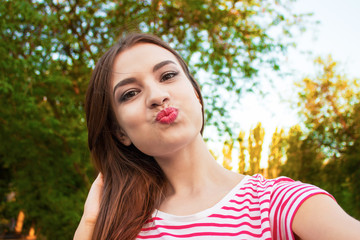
[224,56,360,220]
[0,0,309,238]
[283,56,360,219]
[280,126,324,185]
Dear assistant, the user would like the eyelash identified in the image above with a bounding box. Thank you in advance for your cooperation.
[161,71,178,82]
[119,89,139,102]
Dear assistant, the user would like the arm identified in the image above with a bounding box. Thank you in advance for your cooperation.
[292,194,360,240]
[74,173,103,240]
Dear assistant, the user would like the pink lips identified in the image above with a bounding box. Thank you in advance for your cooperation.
[156,107,178,124]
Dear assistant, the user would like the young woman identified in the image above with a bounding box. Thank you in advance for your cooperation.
[74,33,360,240]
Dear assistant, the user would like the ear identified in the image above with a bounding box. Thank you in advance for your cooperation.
[116,130,132,146]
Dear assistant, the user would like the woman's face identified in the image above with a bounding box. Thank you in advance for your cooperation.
[111,43,203,158]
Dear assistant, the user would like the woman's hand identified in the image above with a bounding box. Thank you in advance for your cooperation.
[83,173,104,225]
[74,173,104,240]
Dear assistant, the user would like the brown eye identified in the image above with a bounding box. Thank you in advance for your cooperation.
[161,71,178,82]
[119,90,139,102]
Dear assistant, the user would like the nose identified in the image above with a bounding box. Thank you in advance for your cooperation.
[145,83,170,108]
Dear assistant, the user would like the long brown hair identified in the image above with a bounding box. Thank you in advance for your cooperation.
[85,33,204,240]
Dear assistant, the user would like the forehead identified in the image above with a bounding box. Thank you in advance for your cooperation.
[112,43,179,74]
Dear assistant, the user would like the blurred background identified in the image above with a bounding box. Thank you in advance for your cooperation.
[1,0,359,239]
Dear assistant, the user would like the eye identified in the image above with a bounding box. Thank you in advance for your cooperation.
[119,89,139,102]
[161,71,178,82]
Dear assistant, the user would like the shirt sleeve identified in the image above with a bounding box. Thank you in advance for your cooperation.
[269,177,334,240]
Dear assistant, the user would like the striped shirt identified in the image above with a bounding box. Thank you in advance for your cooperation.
[137,174,333,240]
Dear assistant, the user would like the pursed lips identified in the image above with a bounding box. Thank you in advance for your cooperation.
[156,107,179,124]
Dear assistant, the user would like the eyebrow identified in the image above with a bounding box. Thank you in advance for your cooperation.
[112,60,177,96]
[113,77,136,96]
[152,60,176,72]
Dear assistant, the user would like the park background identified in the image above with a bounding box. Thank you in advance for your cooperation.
[1,0,359,239]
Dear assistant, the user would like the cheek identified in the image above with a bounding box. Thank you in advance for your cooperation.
[182,86,203,128]
[194,99,203,129]
[116,105,144,134]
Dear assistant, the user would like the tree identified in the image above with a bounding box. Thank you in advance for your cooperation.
[280,125,302,180]
[281,125,324,185]
[247,122,265,175]
[1,1,93,238]
[222,139,233,171]
[296,56,359,157]
[341,110,360,218]
[0,0,311,238]
[267,128,285,178]
[237,130,247,174]
[293,55,360,218]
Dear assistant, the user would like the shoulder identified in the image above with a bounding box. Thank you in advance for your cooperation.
[248,175,335,239]
[244,174,330,199]
[243,174,334,214]
[292,194,360,240]
[243,174,295,193]
[270,176,332,206]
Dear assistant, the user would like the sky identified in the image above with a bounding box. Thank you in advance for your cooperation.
[206,0,360,168]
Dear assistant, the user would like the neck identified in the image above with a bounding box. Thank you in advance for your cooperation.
[154,134,233,196]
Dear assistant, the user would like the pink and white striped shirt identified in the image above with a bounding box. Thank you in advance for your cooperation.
[137,174,333,240]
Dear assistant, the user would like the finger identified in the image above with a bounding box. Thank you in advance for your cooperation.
[87,173,104,199]
[93,173,104,188]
